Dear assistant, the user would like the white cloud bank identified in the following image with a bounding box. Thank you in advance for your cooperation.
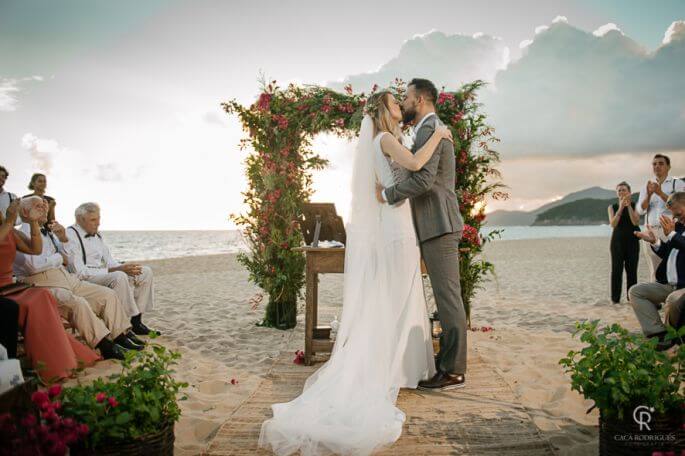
[332,18,685,157]
[487,18,684,156]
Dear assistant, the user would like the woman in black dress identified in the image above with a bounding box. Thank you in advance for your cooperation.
[608,182,640,304]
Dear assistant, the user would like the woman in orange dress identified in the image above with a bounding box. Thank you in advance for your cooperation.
[0,199,99,383]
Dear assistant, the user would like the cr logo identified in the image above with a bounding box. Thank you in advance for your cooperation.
[633,405,654,431]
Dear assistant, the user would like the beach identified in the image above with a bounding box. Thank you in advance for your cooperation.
[68,235,647,455]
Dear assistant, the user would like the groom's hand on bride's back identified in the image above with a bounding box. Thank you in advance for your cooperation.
[375,183,386,203]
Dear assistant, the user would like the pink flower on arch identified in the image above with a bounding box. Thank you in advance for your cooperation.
[461,224,481,247]
[437,92,455,105]
[257,92,272,111]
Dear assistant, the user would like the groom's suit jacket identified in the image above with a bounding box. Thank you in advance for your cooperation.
[384,114,463,243]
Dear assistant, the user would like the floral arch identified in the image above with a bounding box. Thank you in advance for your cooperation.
[223,79,507,330]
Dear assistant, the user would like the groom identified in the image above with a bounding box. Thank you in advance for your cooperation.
[376,78,467,390]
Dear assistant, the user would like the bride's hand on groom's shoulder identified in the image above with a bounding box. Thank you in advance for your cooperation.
[437,126,453,143]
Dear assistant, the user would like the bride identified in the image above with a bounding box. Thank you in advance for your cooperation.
[259,91,453,455]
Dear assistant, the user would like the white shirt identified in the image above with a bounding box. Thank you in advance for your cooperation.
[636,176,685,226]
[65,224,121,279]
[13,224,72,278]
[653,231,679,285]
[0,190,20,226]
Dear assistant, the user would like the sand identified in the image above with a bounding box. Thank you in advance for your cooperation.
[65,236,653,455]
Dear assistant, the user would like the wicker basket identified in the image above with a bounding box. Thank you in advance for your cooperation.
[71,421,174,456]
[599,408,684,455]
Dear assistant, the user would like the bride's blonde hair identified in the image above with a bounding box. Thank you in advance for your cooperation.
[365,91,402,141]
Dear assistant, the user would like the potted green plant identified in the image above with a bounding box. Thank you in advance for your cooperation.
[560,321,685,455]
[58,342,188,455]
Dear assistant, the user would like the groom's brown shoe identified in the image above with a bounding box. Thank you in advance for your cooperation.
[418,372,465,391]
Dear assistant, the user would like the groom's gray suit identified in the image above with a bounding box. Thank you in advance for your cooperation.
[384,113,467,374]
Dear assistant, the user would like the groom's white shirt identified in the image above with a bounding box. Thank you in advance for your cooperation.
[381,112,437,202]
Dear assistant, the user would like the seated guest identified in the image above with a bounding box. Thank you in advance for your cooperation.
[0,166,18,222]
[13,197,145,361]
[0,198,100,380]
[630,191,685,351]
[24,173,56,224]
[67,202,158,335]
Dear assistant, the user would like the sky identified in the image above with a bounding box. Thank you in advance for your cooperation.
[1,0,684,229]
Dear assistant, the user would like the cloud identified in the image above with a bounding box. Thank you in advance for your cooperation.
[328,30,510,91]
[663,20,685,45]
[484,19,684,157]
[95,163,124,182]
[21,133,62,174]
[0,76,43,112]
[593,23,623,37]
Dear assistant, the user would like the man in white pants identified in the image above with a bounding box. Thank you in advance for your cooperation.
[636,154,685,281]
[66,202,158,336]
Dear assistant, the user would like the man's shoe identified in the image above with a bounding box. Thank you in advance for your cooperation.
[114,334,144,351]
[97,339,127,360]
[418,371,466,391]
[657,339,676,351]
[125,331,145,346]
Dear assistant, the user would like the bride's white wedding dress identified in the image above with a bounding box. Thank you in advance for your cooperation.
[258,116,435,456]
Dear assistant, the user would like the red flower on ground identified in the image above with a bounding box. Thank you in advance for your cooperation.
[452,111,464,123]
[108,397,118,408]
[335,118,345,127]
[293,350,305,365]
[321,105,332,113]
[95,392,106,403]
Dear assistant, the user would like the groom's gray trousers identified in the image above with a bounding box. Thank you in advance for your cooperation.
[421,232,468,374]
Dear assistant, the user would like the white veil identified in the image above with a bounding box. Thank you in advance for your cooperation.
[258,115,408,456]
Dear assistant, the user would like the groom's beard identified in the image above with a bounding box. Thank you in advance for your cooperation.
[402,108,417,125]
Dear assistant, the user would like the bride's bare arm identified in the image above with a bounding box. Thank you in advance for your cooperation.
[379,127,453,171]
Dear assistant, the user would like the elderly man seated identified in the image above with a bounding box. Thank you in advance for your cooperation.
[66,202,158,335]
[13,196,145,360]
[630,191,685,351]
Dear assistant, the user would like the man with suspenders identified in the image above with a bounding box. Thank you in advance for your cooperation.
[65,202,158,336]
[636,154,685,281]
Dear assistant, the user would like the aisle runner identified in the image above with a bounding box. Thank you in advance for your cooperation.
[204,351,554,455]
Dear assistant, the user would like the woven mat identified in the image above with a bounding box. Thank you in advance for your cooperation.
[204,351,555,455]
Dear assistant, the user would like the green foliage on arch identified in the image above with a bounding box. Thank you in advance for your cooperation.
[223,79,507,329]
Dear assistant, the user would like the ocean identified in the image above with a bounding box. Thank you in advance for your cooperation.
[102,225,616,261]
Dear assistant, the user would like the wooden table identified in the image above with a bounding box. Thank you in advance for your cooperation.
[294,246,469,366]
[294,247,345,365]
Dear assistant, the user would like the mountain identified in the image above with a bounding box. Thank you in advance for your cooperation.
[486,186,617,226]
[533,193,640,226]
